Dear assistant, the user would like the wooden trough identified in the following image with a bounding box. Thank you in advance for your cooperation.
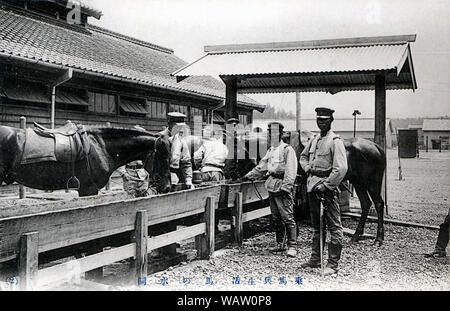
[0,181,272,290]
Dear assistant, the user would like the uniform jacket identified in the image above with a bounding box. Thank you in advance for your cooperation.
[193,138,229,173]
[299,130,348,192]
[246,141,298,193]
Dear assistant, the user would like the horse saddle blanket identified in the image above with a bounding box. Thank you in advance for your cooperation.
[21,128,85,165]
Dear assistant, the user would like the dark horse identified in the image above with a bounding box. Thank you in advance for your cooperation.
[186,130,387,246]
[0,125,172,196]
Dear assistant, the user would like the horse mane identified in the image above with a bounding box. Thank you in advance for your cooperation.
[85,126,160,138]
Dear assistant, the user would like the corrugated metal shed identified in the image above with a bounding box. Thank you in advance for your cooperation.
[173,35,417,94]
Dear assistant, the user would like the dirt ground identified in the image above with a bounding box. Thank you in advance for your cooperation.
[131,149,449,291]
[1,149,449,291]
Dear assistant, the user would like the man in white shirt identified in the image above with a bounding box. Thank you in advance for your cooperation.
[194,124,228,182]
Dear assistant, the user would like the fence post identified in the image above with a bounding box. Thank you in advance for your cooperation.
[135,210,148,285]
[233,192,243,246]
[196,196,216,259]
[19,232,39,290]
[19,116,26,199]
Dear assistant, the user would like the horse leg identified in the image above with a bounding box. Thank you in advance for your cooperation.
[368,187,385,247]
[351,185,372,243]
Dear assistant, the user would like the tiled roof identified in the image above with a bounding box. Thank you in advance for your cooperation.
[0,7,263,110]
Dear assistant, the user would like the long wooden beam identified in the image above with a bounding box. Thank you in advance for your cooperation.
[0,186,221,263]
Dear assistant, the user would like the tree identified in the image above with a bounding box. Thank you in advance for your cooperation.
[254,103,295,120]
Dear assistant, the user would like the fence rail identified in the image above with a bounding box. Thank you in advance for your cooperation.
[0,181,272,290]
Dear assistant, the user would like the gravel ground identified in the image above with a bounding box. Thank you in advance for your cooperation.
[125,149,449,291]
[1,149,449,291]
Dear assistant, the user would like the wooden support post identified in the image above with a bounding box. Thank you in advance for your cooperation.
[196,196,215,259]
[19,117,26,199]
[374,73,386,147]
[233,192,244,246]
[19,232,39,290]
[224,77,238,121]
[374,73,388,213]
[295,92,301,131]
[135,210,148,284]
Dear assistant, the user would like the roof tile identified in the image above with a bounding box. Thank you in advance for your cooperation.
[0,8,262,110]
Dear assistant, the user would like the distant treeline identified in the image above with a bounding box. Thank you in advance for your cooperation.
[253,103,296,120]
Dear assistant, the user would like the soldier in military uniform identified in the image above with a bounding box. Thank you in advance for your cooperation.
[243,122,298,258]
[167,112,195,190]
[299,107,348,276]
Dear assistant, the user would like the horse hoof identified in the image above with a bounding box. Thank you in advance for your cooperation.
[350,236,360,243]
[373,239,383,247]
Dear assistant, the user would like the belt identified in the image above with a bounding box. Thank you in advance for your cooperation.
[269,173,284,179]
[126,165,144,170]
[204,163,224,169]
[310,169,332,178]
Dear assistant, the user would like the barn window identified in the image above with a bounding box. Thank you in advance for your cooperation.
[119,97,147,116]
[169,103,189,117]
[191,107,204,123]
[146,101,167,119]
[88,91,116,114]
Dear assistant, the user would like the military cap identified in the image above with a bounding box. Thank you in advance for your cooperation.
[315,107,335,119]
[168,111,187,124]
[267,121,285,132]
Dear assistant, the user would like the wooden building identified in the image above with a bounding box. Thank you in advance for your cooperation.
[422,118,450,150]
[0,0,263,132]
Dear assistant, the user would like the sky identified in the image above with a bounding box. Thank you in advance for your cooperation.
[86,0,449,119]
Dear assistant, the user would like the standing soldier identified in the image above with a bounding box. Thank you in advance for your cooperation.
[168,112,195,190]
[194,124,229,182]
[299,107,348,276]
[243,122,298,258]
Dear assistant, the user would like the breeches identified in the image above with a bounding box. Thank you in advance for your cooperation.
[269,191,297,246]
[308,189,344,246]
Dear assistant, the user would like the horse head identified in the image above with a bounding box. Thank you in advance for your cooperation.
[144,128,171,194]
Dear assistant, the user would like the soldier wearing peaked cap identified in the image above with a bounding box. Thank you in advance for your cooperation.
[243,121,299,258]
[299,107,348,276]
[167,112,195,190]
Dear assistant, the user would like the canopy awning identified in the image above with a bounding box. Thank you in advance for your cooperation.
[119,98,148,115]
[56,90,89,106]
[173,35,417,94]
[1,83,50,104]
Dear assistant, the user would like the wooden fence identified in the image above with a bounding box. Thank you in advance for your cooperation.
[0,181,271,290]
